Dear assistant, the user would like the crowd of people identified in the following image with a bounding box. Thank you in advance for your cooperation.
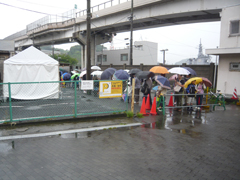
[173,74,205,111]
[60,67,206,111]
[125,73,206,112]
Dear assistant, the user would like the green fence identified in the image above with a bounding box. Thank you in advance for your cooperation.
[0,80,128,123]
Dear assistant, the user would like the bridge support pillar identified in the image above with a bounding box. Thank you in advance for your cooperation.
[73,31,113,69]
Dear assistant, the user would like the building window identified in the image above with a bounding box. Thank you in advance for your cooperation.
[229,62,240,71]
[121,54,128,61]
[97,55,107,62]
[230,20,240,35]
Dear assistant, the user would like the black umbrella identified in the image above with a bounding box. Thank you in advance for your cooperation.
[135,71,155,79]
[129,68,142,75]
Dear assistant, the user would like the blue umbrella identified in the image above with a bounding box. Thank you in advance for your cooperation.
[63,73,71,80]
[182,67,197,76]
[155,75,171,89]
[101,68,116,80]
[113,69,130,80]
[152,85,159,91]
[61,72,67,78]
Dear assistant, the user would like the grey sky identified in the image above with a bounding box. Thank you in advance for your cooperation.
[0,0,220,64]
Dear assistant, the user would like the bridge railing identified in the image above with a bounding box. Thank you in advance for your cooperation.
[4,0,130,39]
[26,9,76,32]
[76,0,130,17]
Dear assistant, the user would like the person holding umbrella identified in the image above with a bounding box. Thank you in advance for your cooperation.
[196,81,205,110]
[186,80,197,111]
[133,74,141,104]
[174,74,185,111]
[183,74,191,106]
[142,76,152,105]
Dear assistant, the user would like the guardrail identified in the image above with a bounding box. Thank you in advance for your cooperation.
[159,92,226,115]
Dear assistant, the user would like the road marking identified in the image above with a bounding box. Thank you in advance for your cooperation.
[0,106,24,108]
[0,123,142,141]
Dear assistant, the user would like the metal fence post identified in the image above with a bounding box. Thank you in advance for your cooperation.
[74,81,77,118]
[126,80,128,111]
[8,83,13,122]
[162,96,165,116]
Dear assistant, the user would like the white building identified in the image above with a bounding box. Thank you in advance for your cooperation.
[206,5,240,97]
[95,41,158,65]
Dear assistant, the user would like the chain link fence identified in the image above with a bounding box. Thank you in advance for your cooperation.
[0,80,128,123]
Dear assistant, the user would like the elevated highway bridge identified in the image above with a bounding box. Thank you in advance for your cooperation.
[4,0,240,67]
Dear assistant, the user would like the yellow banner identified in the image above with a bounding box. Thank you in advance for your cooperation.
[99,81,123,98]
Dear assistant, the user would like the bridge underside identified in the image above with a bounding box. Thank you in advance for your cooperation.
[90,11,220,34]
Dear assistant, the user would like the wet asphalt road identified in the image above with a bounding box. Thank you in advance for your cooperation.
[0,105,240,180]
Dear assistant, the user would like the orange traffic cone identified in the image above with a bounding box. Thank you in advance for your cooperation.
[168,93,174,106]
[146,94,151,110]
[231,88,238,100]
[140,97,149,116]
[150,97,157,115]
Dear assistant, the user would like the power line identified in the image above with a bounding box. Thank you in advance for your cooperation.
[13,0,69,10]
[0,2,72,18]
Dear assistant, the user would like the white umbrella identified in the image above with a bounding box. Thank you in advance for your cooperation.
[80,70,86,78]
[168,67,190,75]
[91,66,101,70]
[74,69,81,73]
[124,69,130,73]
[71,70,76,74]
[91,70,103,76]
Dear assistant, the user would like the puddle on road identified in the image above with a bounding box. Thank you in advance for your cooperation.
[60,132,92,139]
[175,129,202,137]
[59,126,139,139]
[140,109,206,138]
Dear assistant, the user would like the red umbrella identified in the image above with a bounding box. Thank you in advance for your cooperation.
[201,77,212,87]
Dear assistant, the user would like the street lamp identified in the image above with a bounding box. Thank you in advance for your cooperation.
[160,49,168,65]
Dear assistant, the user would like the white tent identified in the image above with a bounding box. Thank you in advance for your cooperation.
[3,46,60,100]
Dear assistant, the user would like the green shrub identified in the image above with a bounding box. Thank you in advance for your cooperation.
[126,111,134,118]
[136,112,143,118]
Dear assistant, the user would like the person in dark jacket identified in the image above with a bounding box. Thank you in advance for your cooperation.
[186,80,196,111]
[174,75,185,111]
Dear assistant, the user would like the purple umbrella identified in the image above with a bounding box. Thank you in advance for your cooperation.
[182,67,197,76]
[113,70,130,80]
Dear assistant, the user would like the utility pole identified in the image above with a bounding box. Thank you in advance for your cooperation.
[101,44,103,65]
[129,0,133,65]
[86,0,91,80]
[160,49,168,65]
[213,46,218,89]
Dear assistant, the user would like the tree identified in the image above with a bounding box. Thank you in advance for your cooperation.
[41,45,68,54]
[50,54,78,65]
[96,45,107,52]
[68,45,81,63]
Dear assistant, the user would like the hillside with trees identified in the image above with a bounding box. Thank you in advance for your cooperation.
[41,44,106,67]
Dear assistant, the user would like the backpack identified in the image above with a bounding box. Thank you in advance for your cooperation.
[141,81,149,95]
[189,85,195,97]
[73,75,79,80]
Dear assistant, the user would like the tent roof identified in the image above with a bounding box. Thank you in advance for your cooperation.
[4,46,59,65]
